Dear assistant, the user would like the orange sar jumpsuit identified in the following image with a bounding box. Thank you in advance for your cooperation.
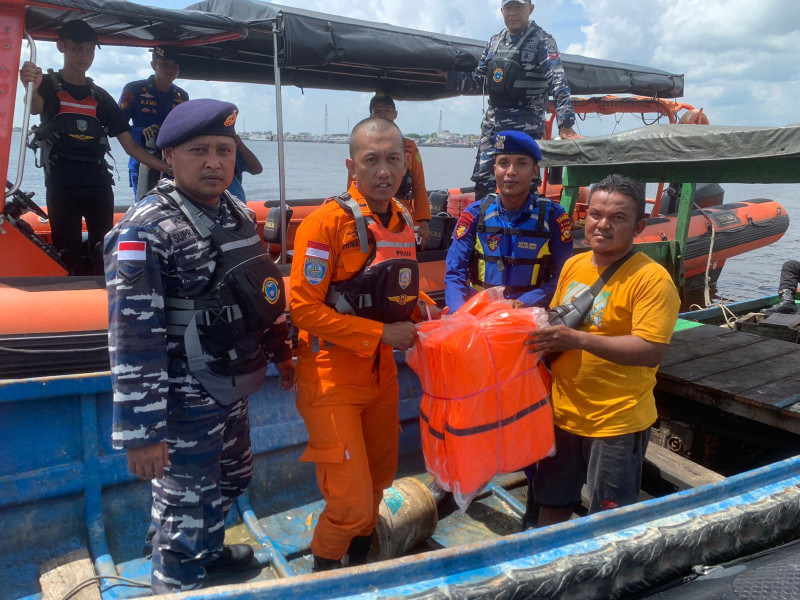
[346,138,432,223]
[290,182,433,561]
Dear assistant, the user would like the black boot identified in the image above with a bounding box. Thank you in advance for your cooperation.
[346,535,373,566]
[763,289,798,314]
[312,554,342,572]
[205,544,255,573]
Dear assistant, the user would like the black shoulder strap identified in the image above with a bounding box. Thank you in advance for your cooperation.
[535,198,548,235]
[476,194,497,232]
[588,250,636,298]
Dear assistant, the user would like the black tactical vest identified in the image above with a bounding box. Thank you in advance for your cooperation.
[487,23,550,109]
[159,184,286,405]
[325,193,420,324]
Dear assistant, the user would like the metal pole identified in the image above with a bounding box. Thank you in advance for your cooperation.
[6,31,36,198]
[272,19,288,265]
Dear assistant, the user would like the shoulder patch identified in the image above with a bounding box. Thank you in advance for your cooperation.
[263,277,281,304]
[304,257,327,285]
[454,211,474,240]
[306,240,331,260]
[118,240,147,261]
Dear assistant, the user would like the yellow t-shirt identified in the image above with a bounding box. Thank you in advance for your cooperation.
[550,251,680,437]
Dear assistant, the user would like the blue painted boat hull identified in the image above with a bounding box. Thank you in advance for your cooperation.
[2,357,799,600]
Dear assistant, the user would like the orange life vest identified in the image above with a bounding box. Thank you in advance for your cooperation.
[407,288,555,510]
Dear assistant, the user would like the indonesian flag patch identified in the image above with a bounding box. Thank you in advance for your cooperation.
[118,240,147,261]
[306,240,331,261]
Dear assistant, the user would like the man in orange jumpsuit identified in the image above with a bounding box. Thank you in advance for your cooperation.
[291,117,439,571]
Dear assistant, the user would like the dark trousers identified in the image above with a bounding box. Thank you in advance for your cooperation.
[148,395,253,593]
[778,260,800,291]
[45,185,114,275]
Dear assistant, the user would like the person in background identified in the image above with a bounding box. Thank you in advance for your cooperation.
[761,260,799,314]
[527,174,680,526]
[19,20,170,275]
[447,0,580,200]
[104,99,294,592]
[347,93,432,248]
[119,45,189,199]
[226,134,263,201]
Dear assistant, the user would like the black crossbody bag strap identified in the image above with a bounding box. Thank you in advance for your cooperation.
[589,249,636,298]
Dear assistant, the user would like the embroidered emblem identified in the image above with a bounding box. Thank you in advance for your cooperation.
[492,67,504,83]
[76,120,88,133]
[304,258,327,285]
[388,294,417,306]
[487,235,500,251]
[224,110,238,127]
[455,211,474,240]
[556,212,573,242]
[495,135,505,151]
[398,267,412,290]
[263,277,280,304]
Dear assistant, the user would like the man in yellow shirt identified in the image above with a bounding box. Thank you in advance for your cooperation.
[527,174,680,526]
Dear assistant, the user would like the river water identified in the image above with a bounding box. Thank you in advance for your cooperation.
[7,134,798,303]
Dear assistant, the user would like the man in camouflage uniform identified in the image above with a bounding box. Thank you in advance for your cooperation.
[104,99,295,593]
[448,0,580,200]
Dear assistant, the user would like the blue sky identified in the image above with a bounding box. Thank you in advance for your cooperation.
[15,0,800,137]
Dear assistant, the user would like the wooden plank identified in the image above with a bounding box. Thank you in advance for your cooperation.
[660,329,761,368]
[738,374,800,409]
[39,549,100,600]
[670,324,733,343]
[656,377,800,436]
[644,442,723,490]
[692,347,800,396]
[661,338,790,382]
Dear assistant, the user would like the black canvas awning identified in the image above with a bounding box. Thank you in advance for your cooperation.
[24,0,248,48]
[180,0,684,100]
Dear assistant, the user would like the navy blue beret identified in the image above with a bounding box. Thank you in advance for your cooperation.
[156,99,238,149]
[493,130,542,161]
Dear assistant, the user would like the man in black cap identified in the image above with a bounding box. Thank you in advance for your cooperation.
[19,20,171,275]
[103,98,295,592]
[119,46,190,200]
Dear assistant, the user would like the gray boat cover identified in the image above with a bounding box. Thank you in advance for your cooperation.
[24,0,247,46]
[538,124,800,167]
[180,0,684,100]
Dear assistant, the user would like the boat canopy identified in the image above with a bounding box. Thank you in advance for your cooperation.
[539,123,800,167]
[179,0,684,100]
[23,0,248,47]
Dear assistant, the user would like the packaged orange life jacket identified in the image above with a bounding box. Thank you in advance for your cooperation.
[407,288,554,511]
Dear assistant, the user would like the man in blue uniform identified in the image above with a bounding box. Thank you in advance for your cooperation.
[445,130,573,312]
[119,46,189,199]
[104,99,295,593]
[448,0,580,200]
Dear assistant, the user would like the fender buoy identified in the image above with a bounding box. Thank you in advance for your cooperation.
[679,108,710,125]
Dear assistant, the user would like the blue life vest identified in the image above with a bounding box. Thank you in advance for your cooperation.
[470,193,553,293]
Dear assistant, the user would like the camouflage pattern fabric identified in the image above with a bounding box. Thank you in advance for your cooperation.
[104,192,290,592]
[448,21,576,199]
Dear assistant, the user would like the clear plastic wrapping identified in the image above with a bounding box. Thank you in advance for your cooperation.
[407,288,555,511]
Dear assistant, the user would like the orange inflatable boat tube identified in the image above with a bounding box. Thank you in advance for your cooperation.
[407,288,555,510]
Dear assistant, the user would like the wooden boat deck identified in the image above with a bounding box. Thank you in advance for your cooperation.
[656,324,800,435]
